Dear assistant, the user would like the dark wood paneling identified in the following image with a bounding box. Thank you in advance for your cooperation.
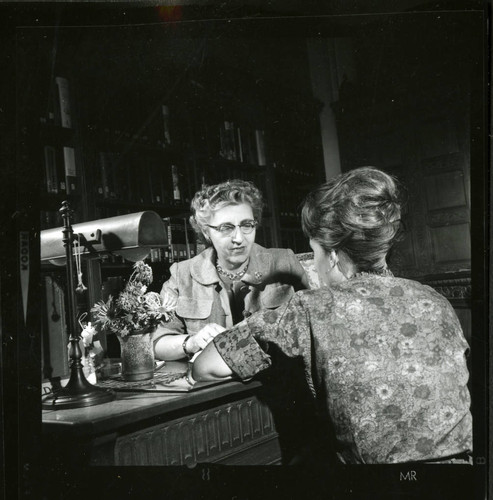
[113,395,279,466]
[43,380,284,466]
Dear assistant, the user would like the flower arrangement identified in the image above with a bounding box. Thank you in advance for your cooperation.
[91,261,176,338]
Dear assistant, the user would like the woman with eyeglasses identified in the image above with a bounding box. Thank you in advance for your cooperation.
[153,179,309,361]
[192,168,472,464]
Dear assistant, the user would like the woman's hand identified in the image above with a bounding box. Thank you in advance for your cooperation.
[193,338,234,381]
[185,323,226,355]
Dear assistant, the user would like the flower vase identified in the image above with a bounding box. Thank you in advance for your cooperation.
[118,330,155,381]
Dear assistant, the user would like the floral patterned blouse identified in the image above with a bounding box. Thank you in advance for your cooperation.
[213,274,472,464]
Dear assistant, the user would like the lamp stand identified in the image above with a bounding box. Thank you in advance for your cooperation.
[42,201,115,410]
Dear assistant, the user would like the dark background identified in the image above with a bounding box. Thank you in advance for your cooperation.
[0,2,490,499]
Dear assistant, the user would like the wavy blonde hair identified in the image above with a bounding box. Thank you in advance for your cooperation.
[190,179,263,244]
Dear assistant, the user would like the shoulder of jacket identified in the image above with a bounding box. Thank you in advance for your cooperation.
[255,244,295,258]
[170,255,199,275]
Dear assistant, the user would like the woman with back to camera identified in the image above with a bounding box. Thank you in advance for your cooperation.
[193,167,472,464]
[153,179,308,361]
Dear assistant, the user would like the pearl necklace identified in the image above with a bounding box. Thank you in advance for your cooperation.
[216,259,249,281]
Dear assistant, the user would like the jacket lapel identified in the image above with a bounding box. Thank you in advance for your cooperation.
[190,247,220,285]
[242,243,270,286]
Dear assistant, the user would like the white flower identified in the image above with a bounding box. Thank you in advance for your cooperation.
[398,338,415,353]
[376,384,393,400]
[409,303,423,318]
[328,356,348,373]
[374,334,388,347]
[409,299,436,318]
[401,361,423,379]
[419,299,435,312]
[143,291,162,310]
[365,360,380,372]
[428,406,457,430]
[347,300,364,316]
[161,288,178,311]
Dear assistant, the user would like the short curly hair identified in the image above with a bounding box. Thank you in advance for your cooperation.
[301,167,403,274]
[190,179,263,243]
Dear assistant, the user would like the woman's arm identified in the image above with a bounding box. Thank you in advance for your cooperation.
[193,340,234,380]
[193,293,313,386]
[155,323,226,361]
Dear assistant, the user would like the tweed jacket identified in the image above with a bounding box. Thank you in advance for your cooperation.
[153,243,308,342]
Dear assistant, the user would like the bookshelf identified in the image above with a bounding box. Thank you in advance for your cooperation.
[39,77,84,230]
[34,35,325,370]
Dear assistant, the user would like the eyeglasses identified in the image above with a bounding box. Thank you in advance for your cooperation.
[206,220,258,236]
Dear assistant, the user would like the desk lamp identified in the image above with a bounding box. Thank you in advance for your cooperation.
[41,201,168,409]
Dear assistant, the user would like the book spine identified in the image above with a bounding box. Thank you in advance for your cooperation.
[237,127,244,162]
[55,77,72,128]
[162,105,171,146]
[149,248,160,263]
[40,84,57,125]
[113,152,129,202]
[255,129,267,166]
[99,152,110,199]
[63,146,78,194]
[171,164,181,202]
[219,123,227,159]
[43,146,58,194]
[219,120,237,160]
[164,218,174,263]
[149,160,164,205]
[137,161,151,205]
[105,152,117,199]
[40,210,59,230]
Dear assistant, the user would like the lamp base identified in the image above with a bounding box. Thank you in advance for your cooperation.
[42,367,115,410]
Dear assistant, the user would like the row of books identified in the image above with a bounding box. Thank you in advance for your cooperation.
[40,209,84,231]
[272,162,318,179]
[40,76,174,153]
[197,163,268,198]
[276,180,307,222]
[87,125,171,151]
[42,145,79,195]
[92,150,192,206]
[255,221,274,249]
[280,227,309,255]
[40,76,73,129]
[147,244,197,264]
[41,210,61,231]
[163,216,197,263]
[218,122,267,166]
[97,242,197,267]
[86,103,173,151]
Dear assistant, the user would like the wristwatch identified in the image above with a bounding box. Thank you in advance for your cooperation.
[182,335,193,359]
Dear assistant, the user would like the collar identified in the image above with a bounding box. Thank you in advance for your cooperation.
[190,243,271,286]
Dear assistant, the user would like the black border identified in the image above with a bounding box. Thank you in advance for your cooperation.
[1,2,490,499]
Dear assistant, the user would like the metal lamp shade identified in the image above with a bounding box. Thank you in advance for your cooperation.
[41,211,168,264]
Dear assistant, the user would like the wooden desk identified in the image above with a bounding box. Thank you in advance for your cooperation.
[42,378,282,466]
